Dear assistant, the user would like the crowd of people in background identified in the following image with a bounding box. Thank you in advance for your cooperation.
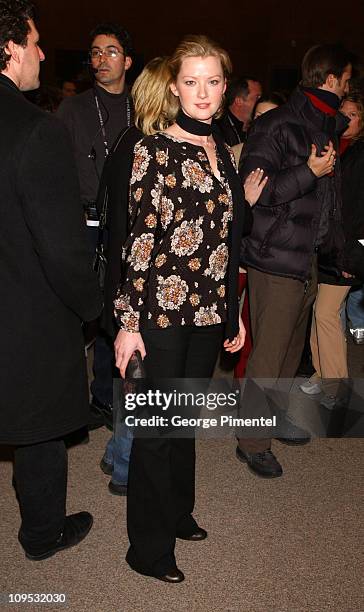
[1,0,363,585]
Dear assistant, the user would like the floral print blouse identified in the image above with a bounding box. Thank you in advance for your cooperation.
[114,132,235,332]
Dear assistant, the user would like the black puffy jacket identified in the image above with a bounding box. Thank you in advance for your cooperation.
[239,87,348,281]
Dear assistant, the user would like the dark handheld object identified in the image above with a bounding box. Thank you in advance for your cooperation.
[125,350,145,379]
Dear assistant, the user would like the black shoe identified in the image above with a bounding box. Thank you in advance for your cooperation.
[23,512,93,561]
[156,568,185,583]
[177,527,207,541]
[89,397,113,432]
[236,446,283,478]
[100,457,113,476]
[108,481,127,496]
[276,437,311,446]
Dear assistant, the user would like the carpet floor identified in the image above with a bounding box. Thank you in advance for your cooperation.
[0,337,363,612]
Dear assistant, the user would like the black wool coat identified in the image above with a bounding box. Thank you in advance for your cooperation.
[0,75,102,445]
[96,126,143,338]
[239,87,348,281]
[341,139,364,281]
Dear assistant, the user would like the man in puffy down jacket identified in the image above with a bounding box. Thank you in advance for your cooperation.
[237,44,352,478]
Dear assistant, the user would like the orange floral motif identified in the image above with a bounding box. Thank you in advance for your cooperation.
[160,196,174,229]
[156,275,188,311]
[174,209,184,222]
[171,218,204,257]
[131,145,151,183]
[155,253,167,268]
[218,193,229,205]
[182,159,213,193]
[189,293,200,306]
[156,149,169,166]
[194,304,221,326]
[133,278,145,292]
[128,233,154,272]
[205,199,215,213]
[157,314,171,328]
[145,213,157,228]
[217,285,225,298]
[188,258,201,271]
[165,174,177,188]
[204,244,229,281]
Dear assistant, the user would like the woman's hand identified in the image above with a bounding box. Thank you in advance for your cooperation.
[243,168,268,206]
[342,271,354,279]
[307,141,336,177]
[114,330,146,378]
[223,316,246,353]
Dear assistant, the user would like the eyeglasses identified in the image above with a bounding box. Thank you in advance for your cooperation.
[90,46,124,59]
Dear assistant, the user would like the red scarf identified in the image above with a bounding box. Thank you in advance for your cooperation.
[304,91,337,116]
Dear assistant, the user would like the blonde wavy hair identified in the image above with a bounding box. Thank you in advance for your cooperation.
[166,34,232,121]
[131,57,172,135]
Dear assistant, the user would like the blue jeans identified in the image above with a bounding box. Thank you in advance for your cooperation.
[103,422,133,485]
[347,285,364,329]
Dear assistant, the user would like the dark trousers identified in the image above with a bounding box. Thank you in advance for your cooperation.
[126,324,223,576]
[13,440,67,554]
[238,263,317,453]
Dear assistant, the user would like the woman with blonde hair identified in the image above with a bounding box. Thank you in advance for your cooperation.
[114,35,266,582]
[97,57,172,495]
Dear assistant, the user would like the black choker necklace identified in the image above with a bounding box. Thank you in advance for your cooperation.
[176,109,212,136]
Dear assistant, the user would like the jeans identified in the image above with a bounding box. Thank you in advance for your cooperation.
[347,285,364,329]
[103,422,133,485]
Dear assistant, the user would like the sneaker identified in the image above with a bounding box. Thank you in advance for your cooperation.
[236,446,283,478]
[350,328,364,345]
[299,378,322,395]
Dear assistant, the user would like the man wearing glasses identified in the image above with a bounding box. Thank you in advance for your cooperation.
[57,23,133,432]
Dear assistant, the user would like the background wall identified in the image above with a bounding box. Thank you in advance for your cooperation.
[35,0,363,89]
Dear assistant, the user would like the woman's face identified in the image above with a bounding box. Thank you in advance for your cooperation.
[254,101,278,119]
[170,55,226,123]
[341,100,362,139]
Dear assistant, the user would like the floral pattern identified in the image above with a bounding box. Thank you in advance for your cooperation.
[170,218,204,257]
[156,275,189,310]
[204,244,229,281]
[128,233,154,272]
[182,159,214,193]
[194,304,222,326]
[114,133,234,332]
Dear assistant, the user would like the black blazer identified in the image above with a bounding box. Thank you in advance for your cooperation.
[0,75,102,445]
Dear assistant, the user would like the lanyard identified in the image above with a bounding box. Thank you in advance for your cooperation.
[93,91,132,159]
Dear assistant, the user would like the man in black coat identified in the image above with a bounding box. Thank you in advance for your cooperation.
[0,1,102,560]
[57,22,133,431]
[237,44,352,478]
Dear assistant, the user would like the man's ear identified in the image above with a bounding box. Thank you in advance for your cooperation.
[325,73,336,89]
[5,40,21,64]
[125,56,132,71]
[170,82,179,97]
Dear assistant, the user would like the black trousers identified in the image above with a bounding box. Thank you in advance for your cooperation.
[13,439,67,555]
[126,324,223,576]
